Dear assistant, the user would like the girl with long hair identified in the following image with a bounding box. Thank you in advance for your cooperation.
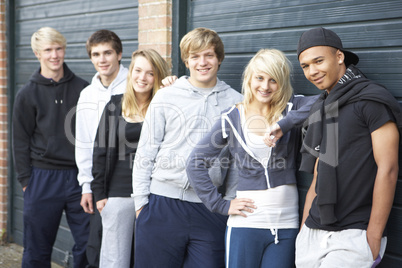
[91,49,170,267]
[187,48,318,268]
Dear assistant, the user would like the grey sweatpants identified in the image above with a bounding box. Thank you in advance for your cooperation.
[99,197,135,268]
[295,225,387,268]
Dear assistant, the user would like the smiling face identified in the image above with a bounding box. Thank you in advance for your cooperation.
[90,42,122,85]
[299,46,346,93]
[250,72,279,105]
[34,42,65,78]
[186,47,221,88]
[131,56,155,97]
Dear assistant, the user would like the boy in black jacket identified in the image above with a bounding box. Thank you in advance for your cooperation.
[12,27,90,268]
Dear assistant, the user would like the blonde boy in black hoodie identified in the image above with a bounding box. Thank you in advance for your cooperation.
[12,27,90,268]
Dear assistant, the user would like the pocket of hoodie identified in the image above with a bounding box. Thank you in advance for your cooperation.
[41,136,73,161]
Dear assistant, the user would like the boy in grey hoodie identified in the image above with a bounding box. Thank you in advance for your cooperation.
[132,27,243,267]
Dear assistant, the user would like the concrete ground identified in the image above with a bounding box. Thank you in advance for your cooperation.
[0,242,63,268]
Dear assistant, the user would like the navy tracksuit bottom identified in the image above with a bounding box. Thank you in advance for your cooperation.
[135,194,228,268]
[22,167,90,268]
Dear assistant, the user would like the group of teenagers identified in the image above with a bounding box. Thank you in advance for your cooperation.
[12,24,401,268]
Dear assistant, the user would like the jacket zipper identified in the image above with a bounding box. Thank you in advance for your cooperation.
[223,108,272,188]
[182,91,210,192]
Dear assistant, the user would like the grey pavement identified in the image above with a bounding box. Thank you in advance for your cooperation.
[0,242,63,268]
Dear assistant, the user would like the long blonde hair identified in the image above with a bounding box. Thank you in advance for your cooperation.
[122,49,170,119]
[242,48,293,124]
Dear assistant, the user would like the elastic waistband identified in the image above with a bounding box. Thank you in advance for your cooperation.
[150,179,202,203]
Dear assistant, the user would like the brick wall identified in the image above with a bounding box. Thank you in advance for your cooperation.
[0,0,8,241]
[138,0,172,66]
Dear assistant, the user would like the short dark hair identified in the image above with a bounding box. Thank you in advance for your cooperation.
[86,29,122,58]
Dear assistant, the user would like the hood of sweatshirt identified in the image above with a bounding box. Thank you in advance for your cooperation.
[90,64,128,92]
[169,76,237,106]
[30,62,75,85]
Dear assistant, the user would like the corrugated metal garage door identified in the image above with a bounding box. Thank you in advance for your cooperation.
[186,0,402,267]
[10,1,138,266]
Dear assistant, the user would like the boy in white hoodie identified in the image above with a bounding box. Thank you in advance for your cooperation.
[75,29,128,268]
[133,27,243,267]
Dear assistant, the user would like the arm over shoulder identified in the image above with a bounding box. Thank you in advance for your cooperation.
[277,94,320,134]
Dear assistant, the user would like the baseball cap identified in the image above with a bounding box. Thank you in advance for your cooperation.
[297,27,359,66]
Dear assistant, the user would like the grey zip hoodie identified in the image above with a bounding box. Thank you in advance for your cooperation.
[132,76,243,209]
[186,94,319,215]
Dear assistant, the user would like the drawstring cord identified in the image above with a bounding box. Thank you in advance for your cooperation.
[270,228,279,244]
[214,91,218,106]
[320,231,334,248]
[221,115,228,138]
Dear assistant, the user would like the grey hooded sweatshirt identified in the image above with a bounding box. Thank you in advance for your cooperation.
[132,76,243,210]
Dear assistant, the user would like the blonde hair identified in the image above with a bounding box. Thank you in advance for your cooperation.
[180,27,224,65]
[122,49,170,119]
[31,27,66,54]
[242,48,293,124]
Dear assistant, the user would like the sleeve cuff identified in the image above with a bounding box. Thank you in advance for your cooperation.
[133,196,149,211]
[81,183,92,194]
[222,200,231,215]
[277,118,292,134]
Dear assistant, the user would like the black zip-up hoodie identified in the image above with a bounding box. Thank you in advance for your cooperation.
[91,94,142,202]
[12,63,89,187]
[91,94,123,202]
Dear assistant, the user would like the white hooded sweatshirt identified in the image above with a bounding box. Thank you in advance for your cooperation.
[76,64,128,194]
